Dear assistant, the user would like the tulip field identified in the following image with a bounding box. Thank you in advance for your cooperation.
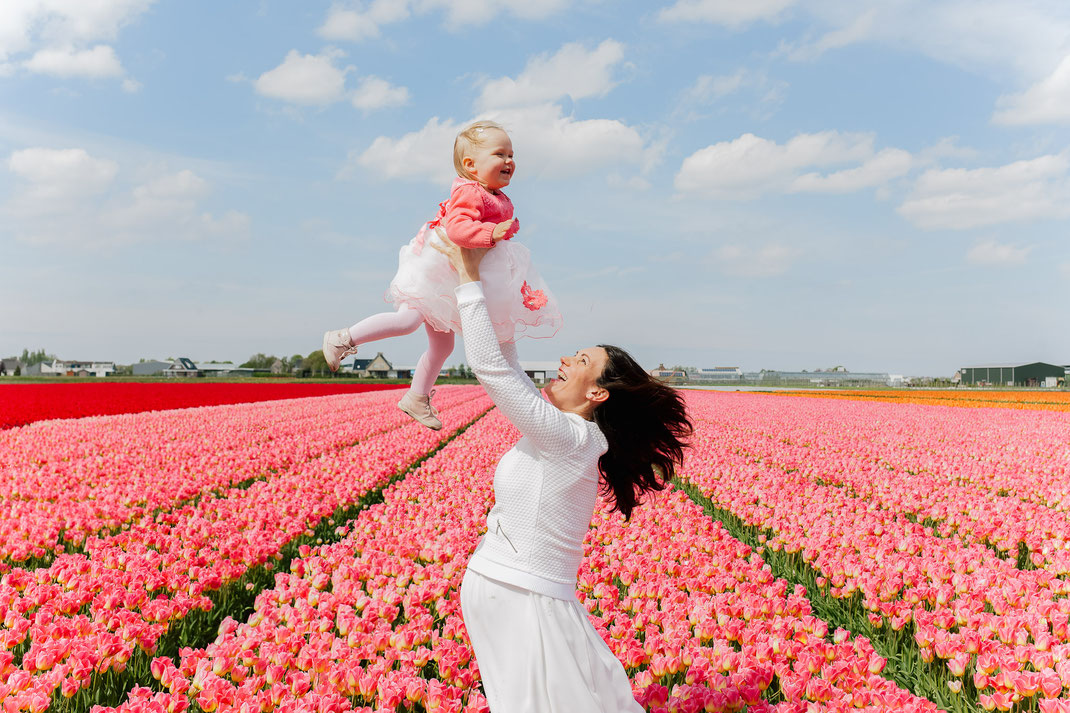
[0,384,1067,713]
[0,383,407,430]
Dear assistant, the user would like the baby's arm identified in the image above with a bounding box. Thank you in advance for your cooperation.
[443,185,517,248]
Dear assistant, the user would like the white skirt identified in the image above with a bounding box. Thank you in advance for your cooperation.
[385,224,562,343]
[459,569,643,713]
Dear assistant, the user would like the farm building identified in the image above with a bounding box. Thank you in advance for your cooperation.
[650,364,688,384]
[519,361,560,383]
[690,366,743,382]
[24,359,116,377]
[132,360,172,376]
[958,362,1065,387]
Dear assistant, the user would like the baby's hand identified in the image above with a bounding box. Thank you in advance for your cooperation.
[491,219,514,242]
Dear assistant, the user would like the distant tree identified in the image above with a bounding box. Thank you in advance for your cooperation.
[304,350,329,377]
[14,365,21,376]
[287,354,304,372]
[20,348,56,366]
[0,362,5,376]
[240,353,276,370]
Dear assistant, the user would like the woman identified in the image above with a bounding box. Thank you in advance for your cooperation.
[432,229,693,713]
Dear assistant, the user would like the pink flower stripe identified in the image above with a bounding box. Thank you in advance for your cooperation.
[0,387,491,710]
[0,383,407,430]
[679,391,1070,710]
[0,389,466,566]
[136,408,931,713]
[706,395,1070,571]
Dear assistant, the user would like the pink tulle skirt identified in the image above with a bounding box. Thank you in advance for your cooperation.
[386,224,562,343]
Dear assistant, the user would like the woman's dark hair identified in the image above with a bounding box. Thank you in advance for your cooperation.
[592,345,693,520]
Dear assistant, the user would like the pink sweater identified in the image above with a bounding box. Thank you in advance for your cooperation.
[429,178,520,249]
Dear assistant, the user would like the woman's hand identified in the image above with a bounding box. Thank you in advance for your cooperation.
[432,226,490,284]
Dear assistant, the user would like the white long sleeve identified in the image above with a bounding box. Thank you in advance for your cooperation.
[456,281,608,599]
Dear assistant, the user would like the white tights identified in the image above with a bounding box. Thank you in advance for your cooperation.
[347,306,455,395]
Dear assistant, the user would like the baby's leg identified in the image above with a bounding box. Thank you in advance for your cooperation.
[398,323,455,431]
[411,324,455,395]
[347,305,424,345]
[324,305,426,372]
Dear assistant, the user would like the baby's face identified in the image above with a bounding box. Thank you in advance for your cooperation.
[466,129,515,190]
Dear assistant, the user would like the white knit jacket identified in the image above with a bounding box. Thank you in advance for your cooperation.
[457,281,608,599]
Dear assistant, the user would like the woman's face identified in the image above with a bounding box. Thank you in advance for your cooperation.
[544,347,609,416]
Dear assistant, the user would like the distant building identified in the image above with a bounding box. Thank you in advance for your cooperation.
[24,359,115,377]
[0,358,22,375]
[520,361,560,383]
[163,359,254,378]
[649,364,687,385]
[959,362,1065,387]
[755,370,892,387]
[132,360,171,376]
[363,353,394,379]
[689,366,742,382]
[197,362,255,377]
[164,358,200,378]
[348,357,375,375]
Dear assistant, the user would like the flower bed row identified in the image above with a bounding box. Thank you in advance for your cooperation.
[702,394,1070,572]
[0,388,479,567]
[771,390,1070,412]
[122,407,931,713]
[0,382,407,430]
[678,391,1070,712]
[0,388,491,712]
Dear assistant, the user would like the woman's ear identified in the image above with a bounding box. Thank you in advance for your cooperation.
[586,387,609,405]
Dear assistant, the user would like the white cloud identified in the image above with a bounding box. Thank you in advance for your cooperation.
[966,240,1031,265]
[318,1,409,41]
[918,137,979,163]
[252,50,408,113]
[254,49,350,106]
[0,1,150,85]
[8,147,118,203]
[782,2,1070,82]
[22,44,123,78]
[317,0,568,40]
[675,131,904,198]
[898,155,1070,230]
[659,0,796,27]
[350,38,646,184]
[5,149,248,247]
[993,54,1070,126]
[352,116,461,183]
[351,76,409,112]
[713,242,799,277]
[791,148,912,193]
[351,103,645,183]
[476,40,625,111]
[677,69,787,119]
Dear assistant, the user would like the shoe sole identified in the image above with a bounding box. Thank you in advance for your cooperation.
[322,332,339,372]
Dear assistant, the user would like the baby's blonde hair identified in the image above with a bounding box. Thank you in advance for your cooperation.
[454,120,507,181]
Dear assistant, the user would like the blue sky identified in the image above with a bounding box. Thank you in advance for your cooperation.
[2,1,1068,376]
